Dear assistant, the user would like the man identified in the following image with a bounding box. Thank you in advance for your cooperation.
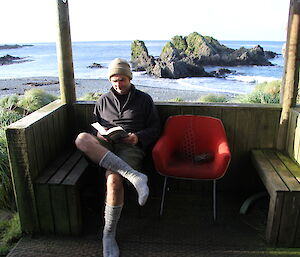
[75,58,160,257]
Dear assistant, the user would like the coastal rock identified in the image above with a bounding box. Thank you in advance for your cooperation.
[131,40,207,78]
[131,40,156,72]
[210,68,235,78]
[0,44,33,50]
[264,50,278,59]
[0,55,29,65]
[87,63,104,69]
[131,32,277,79]
[24,80,59,87]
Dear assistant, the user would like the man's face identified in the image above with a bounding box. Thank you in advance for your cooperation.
[110,75,131,95]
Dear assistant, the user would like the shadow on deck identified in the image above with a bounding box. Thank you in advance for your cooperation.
[7,187,300,257]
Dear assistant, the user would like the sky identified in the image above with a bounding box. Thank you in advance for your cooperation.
[0,0,290,44]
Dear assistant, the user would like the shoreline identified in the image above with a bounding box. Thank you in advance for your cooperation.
[0,76,237,102]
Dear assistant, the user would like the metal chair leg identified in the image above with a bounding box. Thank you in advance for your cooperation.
[160,177,168,216]
[213,180,217,222]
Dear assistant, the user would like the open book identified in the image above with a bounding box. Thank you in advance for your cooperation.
[91,122,128,142]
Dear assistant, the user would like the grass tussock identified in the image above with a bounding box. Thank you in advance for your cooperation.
[18,88,57,112]
[195,80,282,104]
[78,92,102,101]
[198,93,229,103]
[168,97,184,102]
[0,89,57,210]
[0,110,24,211]
[0,89,57,255]
[234,80,281,104]
[0,213,22,256]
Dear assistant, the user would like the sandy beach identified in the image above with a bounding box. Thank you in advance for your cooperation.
[0,76,235,102]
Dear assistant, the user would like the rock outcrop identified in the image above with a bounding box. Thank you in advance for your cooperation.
[0,55,29,65]
[87,63,104,69]
[131,32,277,79]
[0,44,33,50]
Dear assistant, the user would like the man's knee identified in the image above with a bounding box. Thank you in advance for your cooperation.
[75,132,93,151]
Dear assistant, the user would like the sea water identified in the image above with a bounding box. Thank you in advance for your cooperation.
[0,40,285,95]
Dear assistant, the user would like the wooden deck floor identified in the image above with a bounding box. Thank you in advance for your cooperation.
[7,190,300,257]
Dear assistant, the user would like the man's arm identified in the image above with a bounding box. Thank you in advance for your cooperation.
[135,97,161,150]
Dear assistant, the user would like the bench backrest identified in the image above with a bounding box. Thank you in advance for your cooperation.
[286,108,300,165]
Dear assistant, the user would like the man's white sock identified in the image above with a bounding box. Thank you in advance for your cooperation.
[102,204,123,257]
[99,151,149,206]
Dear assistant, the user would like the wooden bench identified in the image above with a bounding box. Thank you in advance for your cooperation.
[251,149,300,247]
[34,149,89,235]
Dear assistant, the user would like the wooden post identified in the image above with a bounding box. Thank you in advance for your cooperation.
[277,0,300,151]
[55,0,76,104]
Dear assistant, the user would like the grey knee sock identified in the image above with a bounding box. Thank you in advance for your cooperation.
[103,204,123,257]
[99,151,149,206]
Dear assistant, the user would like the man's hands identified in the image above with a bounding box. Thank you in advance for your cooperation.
[121,132,138,145]
[97,132,108,141]
[97,131,138,145]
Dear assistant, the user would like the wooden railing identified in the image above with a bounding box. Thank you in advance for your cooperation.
[74,101,283,191]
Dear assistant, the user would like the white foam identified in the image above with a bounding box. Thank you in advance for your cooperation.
[227,75,279,84]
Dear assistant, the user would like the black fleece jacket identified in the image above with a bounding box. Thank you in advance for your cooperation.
[93,85,161,151]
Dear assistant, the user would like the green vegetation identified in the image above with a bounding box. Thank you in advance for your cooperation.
[185,32,205,57]
[131,40,149,61]
[0,95,18,110]
[199,93,229,103]
[18,88,57,113]
[171,35,187,52]
[0,110,24,211]
[0,89,57,210]
[161,42,174,55]
[79,92,102,101]
[234,80,281,104]
[0,213,22,256]
[169,97,184,102]
[0,89,57,255]
[196,80,281,104]
[166,32,232,58]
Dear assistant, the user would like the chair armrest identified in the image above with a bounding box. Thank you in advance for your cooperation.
[152,135,175,173]
[211,140,231,179]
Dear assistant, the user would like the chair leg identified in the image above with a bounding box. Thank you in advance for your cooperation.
[213,180,217,222]
[160,176,168,216]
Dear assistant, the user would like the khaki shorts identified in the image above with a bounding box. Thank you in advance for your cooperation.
[97,138,145,171]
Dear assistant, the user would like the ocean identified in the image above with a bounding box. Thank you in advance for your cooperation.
[0,40,285,95]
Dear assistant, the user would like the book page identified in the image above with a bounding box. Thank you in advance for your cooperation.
[91,122,127,138]
[91,122,108,135]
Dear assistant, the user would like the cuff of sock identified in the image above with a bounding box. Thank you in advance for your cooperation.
[99,151,110,167]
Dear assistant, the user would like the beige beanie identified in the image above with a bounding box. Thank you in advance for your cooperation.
[107,58,132,80]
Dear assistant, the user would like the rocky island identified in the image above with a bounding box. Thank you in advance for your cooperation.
[0,54,30,66]
[0,44,33,50]
[0,44,33,65]
[131,32,278,79]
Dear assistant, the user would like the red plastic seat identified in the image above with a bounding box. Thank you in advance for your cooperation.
[152,115,231,220]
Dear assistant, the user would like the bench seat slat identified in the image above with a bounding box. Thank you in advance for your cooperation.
[251,150,289,196]
[34,149,90,236]
[276,151,300,184]
[251,148,300,247]
[35,149,74,184]
[62,157,89,186]
[48,150,82,185]
[263,150,300,191]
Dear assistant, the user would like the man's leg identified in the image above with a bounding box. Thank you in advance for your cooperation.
[75,132,149,205]
[76,132,147,257]
[102,172,123,257]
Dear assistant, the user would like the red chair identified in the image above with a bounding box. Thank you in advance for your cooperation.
[152,115,231,220]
